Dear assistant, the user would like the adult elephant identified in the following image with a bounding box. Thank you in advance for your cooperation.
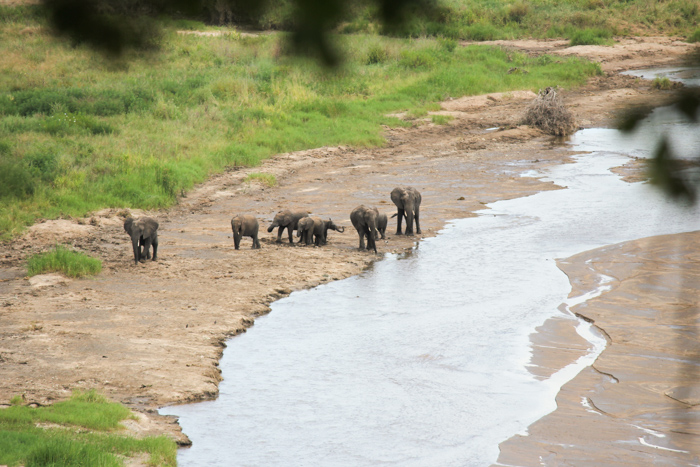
[231,214,261,250]
[123,216,159,265]
[390,186,422,235]
[350,205,378,253]
[267,210,308,243]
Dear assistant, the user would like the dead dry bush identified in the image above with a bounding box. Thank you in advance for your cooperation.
[522,87,577,136]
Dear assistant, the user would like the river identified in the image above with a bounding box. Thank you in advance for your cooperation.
[161,69,700,466]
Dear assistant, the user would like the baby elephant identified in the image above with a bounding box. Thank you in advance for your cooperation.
[231,214,261,249]
[297,217,344,246]
[350,205,378,253]
[376,212,388,240]
[124,216,159,265]
[297,217,316,245]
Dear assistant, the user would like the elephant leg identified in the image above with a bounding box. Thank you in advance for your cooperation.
[142,237,152,260]
[358,231,366,250]
[395,208,405,235]
[286,226,295,244]
[234,231,241,250]
[252,234,261,249]
[131,237,141,264]
[405,210,414,236]
[276,226,284,243]
[151,236,158,260]
[414,207,421,234]
[364,227,377,253]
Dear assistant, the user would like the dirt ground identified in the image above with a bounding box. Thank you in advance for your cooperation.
[0,37,698,458]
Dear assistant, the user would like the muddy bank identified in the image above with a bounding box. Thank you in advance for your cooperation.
[0,38,697,452]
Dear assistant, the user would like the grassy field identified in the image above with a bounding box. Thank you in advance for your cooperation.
[0,390,176,467]
[0,5,604,240]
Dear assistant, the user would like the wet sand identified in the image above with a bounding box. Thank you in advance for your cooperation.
[496,232,700,465]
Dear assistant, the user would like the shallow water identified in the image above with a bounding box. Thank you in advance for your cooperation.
[622,66,700,88]
[161,117,700,466]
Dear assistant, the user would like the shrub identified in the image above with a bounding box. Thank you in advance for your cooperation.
[507,1,530,23]
[0,158,35,198]
[366,45,388,65]
[26,245,102,278]
[522,87,577,136]
[398,49,435,68]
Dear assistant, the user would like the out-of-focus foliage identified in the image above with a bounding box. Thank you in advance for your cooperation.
[40,0,435,64]
[619,85,700,203]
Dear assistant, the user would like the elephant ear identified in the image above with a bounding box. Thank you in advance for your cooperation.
[138,218,159,238]
[123,217,134,233]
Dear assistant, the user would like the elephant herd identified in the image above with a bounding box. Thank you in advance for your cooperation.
[123,186,422,264]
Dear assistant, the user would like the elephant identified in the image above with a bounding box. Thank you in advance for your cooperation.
[390,186,422,235]
[123,216,159,265]
[267,210,309,243]
[313,218,344,246]
[231,214,261,249]
[375,212,388,240]
[297,217,345,246]
[350,205,378,253]
[297,217,316,245]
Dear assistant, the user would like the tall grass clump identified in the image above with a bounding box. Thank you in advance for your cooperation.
[244,172,277,187]
[26,245,102,278]
[0,390,176,467]
[569,28,613,46]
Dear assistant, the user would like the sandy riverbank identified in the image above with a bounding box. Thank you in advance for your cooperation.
[0,37,698,458]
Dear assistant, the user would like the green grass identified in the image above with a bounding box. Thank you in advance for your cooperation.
[26,245,102,278]
[652,76,674,90]
[0,390,176,467]
[688,28,700,43]
[0,10,603,240]
[431,114,454,125]
[244,172,277,187]
[569,28,614,46]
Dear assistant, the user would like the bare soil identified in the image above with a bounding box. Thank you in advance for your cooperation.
[0,37,697,457]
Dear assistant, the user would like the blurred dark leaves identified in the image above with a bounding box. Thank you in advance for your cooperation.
[619,86,700,204]
[40,0,433,64]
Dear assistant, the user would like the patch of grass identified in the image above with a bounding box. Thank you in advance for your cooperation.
[569,28,614,46]
[688,28,700,43]
[431,114,453,125]
[9,395,24,406]
[0,390,176,467]
[26,245,102,278]
[652,76,674,90]
[244,172,277,187]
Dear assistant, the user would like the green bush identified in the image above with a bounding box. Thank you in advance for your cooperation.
[0,159,35,198]
[366,45,388,65]
[26,245,102,278]
[398,49,436,68]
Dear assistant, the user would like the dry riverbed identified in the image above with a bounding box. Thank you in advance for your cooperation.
[0,37,698,460]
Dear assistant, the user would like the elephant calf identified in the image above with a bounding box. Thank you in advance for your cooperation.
[390,186,422,236]
[376,212,388,240]
[124,216,159,265]
[267,209,309,244]
[231,214,261,249]
[297,217,316,245]
[297,217,345,246]
[350,205,378,253]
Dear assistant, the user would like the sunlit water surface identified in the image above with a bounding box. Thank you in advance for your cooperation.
[161,86,700,467]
